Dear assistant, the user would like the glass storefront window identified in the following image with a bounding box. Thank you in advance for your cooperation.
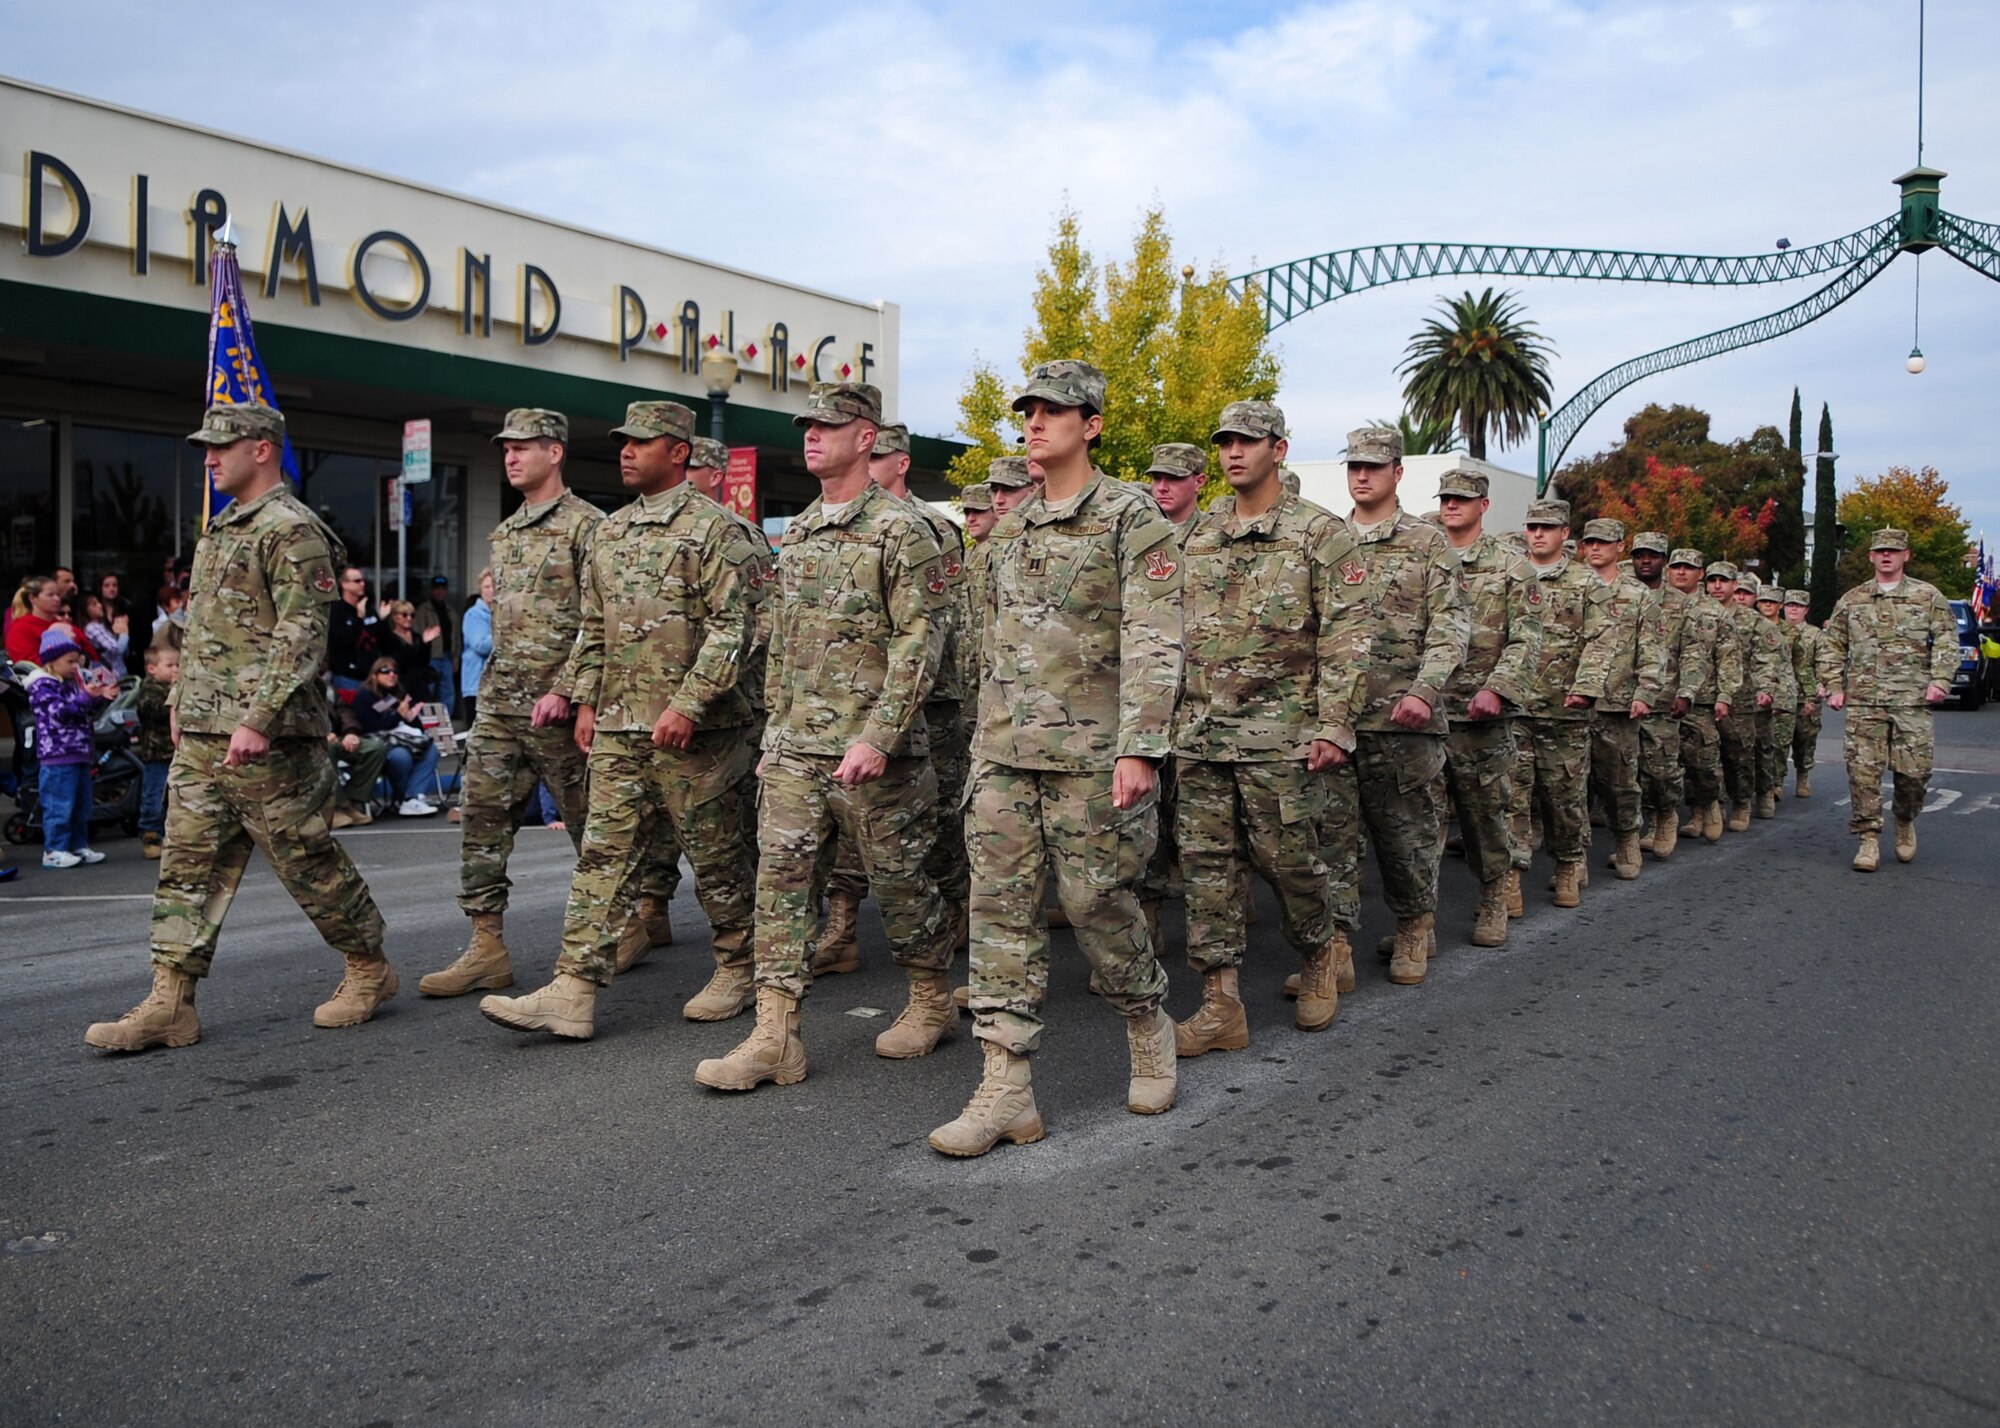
[295,448,462,603]
[72,426,200,614]
[0,418,57,601]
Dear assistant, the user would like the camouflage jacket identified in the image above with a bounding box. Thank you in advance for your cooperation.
[481,489,602,718]
[555,482,763,735]
[1441,533,1537,718]
[1645,583,1697,709]
[717,504,775,717]
[1490,556,1618,722]
[1173,491,1370,761]
[1720,602,1781,703]
[1678,596,1743,707]
[1751,614,1798,710]
[1590,569,1672,709]
[1171,511,1203,549]
[765,481,946,759]
[1344,508,1469,735]
[974,471,1184,771]
[134,674,176,763]
[1787,621,1823,705]
[171,484,343,739]
[898,493,967,707]
[958,538,993,697]
[1818,576,1960,705]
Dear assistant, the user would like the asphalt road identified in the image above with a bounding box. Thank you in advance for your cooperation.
[4,709,1997,1428]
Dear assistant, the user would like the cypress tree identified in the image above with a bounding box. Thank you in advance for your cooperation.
[1809,402,1838,621]
[1784,387,1806,583]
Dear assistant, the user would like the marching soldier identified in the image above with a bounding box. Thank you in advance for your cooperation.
[695,383,955,1090]
[1139,442,1210,949]
[479,401,764,1040]
[1669,550,1739,843]
[1751,581,1798,818]
[1579,519,1668,879]
[1728,572,1785,822]
[86,403,393,1052]
[1818,529,1958,871]
[420,409,603,998]
[1629,533,1691,858]
[961,482,997,545]
[1705,561,1762,831]
[1783,589,1823,797]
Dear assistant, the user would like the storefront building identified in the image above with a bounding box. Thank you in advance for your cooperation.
[1,77,962,613]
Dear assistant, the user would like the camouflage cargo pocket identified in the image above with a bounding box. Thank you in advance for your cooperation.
[1082,785,1157,891]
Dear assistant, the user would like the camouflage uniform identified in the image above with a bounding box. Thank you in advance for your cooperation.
[1582,521,1670,841]
[1140,442,1210,918]
[756,393,952,999]
[1817,534,1959,836]
[1174,441,1368,975]
[1438,515,1537,888]
[1673,552,1739,814]
[1785,592,1824,783]
[967,367,1182,1055]
[1709,564,1766,812]
[547,404,765,985]
[152,407,385,976]
[459,411,600,916]
[1497,501,1617,869]
[1341,430,1469,925]
[1635,536,1692,826]
[1748,582,1799,803]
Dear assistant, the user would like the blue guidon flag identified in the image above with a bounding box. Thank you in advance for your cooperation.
[202,220,300,524]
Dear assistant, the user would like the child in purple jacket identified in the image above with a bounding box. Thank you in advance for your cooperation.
[28,627,118,869]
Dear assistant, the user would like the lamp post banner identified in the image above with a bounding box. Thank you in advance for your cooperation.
[724,447,758,526]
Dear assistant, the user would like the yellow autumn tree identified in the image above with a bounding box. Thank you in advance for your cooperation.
[948,205,1279,501]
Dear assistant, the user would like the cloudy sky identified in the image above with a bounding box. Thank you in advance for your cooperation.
[13,0,2000,534]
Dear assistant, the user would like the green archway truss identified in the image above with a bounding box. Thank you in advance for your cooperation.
[1229,169,1999,491]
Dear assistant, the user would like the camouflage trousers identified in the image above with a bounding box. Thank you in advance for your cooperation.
[1175,758,1332,973]
[1756,709,1796,798]
[458,710,589,915]
[1718,706,1756,807]
[1678,709,1724,809]
[1444,719,1519,886]
[825,700,968,910]
[555,728,756,985]
[1139,754,1182,906]
[150,734,385,977]
[1843,705,1933,834]
[644,717,765,907]
[1639,714,1684,817]
[1588,712,1643,836]
[965,761,1167,1056]
[1354,731,1447,920]
[1511,718,1591,864]
[1320,759,1363,934]
[756,751,950,1000]
[1792,706,1821,776]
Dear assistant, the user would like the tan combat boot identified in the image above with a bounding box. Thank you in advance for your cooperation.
[1853,834,1880,872]
[1652,810,1678,861]
[1506,869,1524,918]
[1387,914,1434,986]
[1552,861,1584,909]
[1471,880,1509,947]
[314,953,399,1029]
[141,832,163,860]
[876,973,957,1058]
[613,913,652,975]
[1795,771,1812,799]
[1895,817,1916,863]
[1126,1009,1178,1114]
[683,960,754,1022]
[479,972,596,1039]
[1703,801,1725,842]
[1333,931,1356,994]
[811,892,861,975]
[419,913,513,997]
[928,1042,1043,1156]
[1612,830,1642,881]
[1727,802,1752,832]
[1756,791,1777,820]
[952,983,972,1011]
[1296,943,1340,1031]
[84,962,199,1052]
[1375,933,1397,961]
[638,893,674,948]
[1175,966,1249,1056]
[694,985,807,1091]
[1679,806,1702,837]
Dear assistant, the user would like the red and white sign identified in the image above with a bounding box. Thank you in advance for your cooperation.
[724,447,758,527]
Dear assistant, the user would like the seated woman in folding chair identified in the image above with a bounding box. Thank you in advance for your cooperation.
[335,659,442,817]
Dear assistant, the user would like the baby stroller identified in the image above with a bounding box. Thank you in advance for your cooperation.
[2,662,147,846]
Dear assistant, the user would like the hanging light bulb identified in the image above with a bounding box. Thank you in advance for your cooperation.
[1907,346,1926,375]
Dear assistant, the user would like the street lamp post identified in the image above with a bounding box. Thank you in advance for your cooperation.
[700,349,739,442]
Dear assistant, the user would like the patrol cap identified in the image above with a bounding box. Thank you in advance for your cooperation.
[1754,583,1783,604]
[987,456,1034,489]
[1784,588,1810,607]
[1523,497,1571,527]
[1631,531,1671,556]
[690,437,730,470]
[1705,560,1739,580]
[1343,426,1403,465]
[1580,518,1625,543]
[1736,572,1762,594]
[1012,359,1106,414]
[871,422,911,458]
[1668,547,1706,568]
[1435,464,1489,500]
[187,402,285,446]
[611,400,697,443]
[1870,527,1911,551]
[793,381,883,428]
[491,408,568,444]
[960,482,995,512]
[1211,400,1287,443]
[1146,443,1206,479]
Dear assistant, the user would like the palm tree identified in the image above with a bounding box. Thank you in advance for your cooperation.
[1397,288,1555,461]
[1369,411,1461,458]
